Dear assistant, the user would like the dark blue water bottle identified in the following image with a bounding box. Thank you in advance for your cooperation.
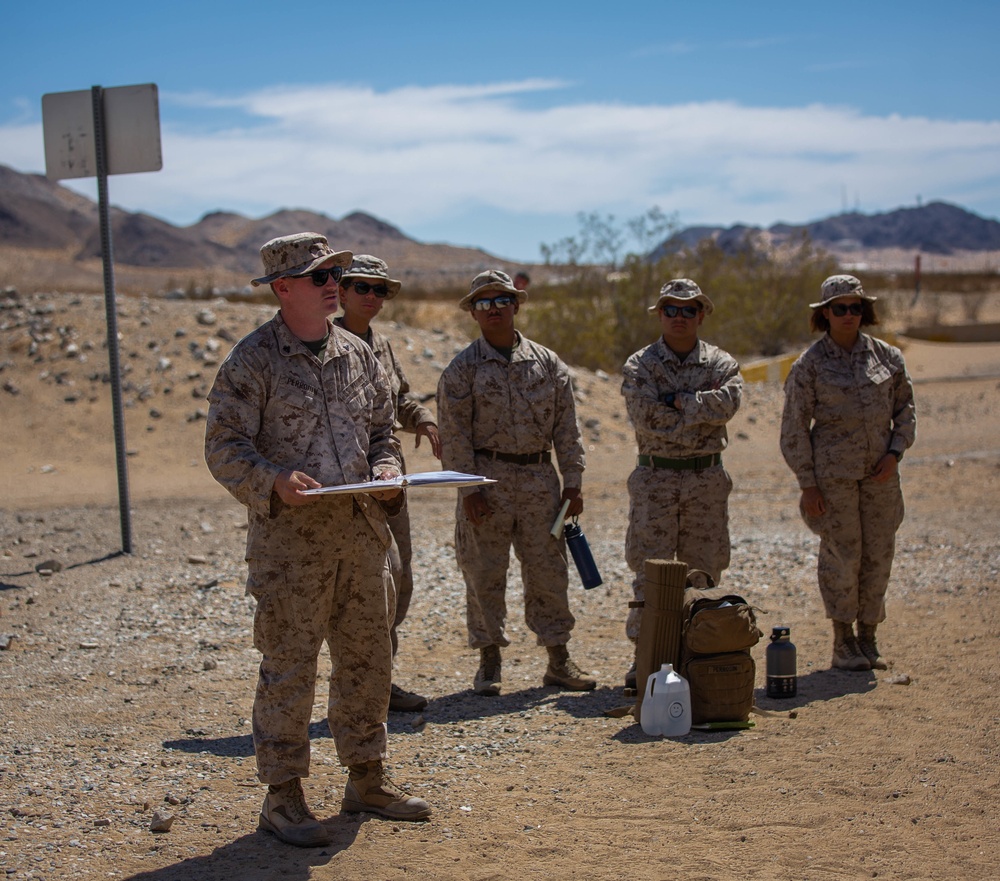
[766,625,797,698]
[564,517,603,589]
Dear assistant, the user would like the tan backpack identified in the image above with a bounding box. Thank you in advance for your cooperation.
[679,578,762,724]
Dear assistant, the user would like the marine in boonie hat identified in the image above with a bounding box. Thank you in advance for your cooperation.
[342,255,402,300]
[458,269,528,312]
[648,278,715,315]
[250,232,353,287]
[809,274,877,308]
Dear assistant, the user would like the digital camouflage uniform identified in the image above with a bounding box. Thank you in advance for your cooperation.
[436,333,585,648]
[205,312,401,782]
[780,332,915,624]
[622,338,742,640]
[334,317,435,656]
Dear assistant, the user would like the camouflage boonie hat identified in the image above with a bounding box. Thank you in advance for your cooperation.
[250,232,353,287]
[458,269,527,311]
[810,274,877,308]
[342,255,402,300]
[648,277,715,315]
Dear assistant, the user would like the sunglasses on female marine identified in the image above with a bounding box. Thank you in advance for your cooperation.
[828,302,863,316]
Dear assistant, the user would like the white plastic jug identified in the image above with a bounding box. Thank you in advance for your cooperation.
[640,663,692,737]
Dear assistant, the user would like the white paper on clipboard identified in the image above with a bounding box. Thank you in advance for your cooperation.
[302,470,496,496]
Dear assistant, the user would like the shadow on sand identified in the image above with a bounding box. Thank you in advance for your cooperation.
[121,817,369,881]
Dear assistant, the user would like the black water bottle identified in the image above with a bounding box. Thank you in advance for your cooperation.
[766,625,797,698]
[564,518,603,589]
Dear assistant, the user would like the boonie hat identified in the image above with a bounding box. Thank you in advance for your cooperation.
[648,278,715,315]
[251,232,353,287]
[809,274,877,308]
[459,269,527,312]
[342,255,402,299]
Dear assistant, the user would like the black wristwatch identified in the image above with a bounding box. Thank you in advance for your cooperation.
[889,449,902,462]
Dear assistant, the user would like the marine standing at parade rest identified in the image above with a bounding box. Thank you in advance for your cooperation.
[205,232,430,849]
[780,274,915,672]
[436,269,597,696]
[620,278,743,691]
[334,254,442,713]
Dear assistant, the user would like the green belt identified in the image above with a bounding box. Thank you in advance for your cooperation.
[637,453,722,471]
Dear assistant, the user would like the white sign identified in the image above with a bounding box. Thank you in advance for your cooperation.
[42,83,162,181]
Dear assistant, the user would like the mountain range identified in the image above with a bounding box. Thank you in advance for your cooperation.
[651,201,1000,264]
[0,164,509,293]
[1,163,999,295]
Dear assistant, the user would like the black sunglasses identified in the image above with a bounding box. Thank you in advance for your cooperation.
[829,302,864,317]
[472,295,517,311]
[294,267,343,286]
[345,280,390,298]
[662,304,700,319]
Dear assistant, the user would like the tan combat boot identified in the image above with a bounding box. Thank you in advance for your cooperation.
[342,761,431,821]
[857,623,888,670]
[389,682,428,712]
[473,645,502,696]
[258,777,331,848]
[831,620,871,672]
[543,644,597,690]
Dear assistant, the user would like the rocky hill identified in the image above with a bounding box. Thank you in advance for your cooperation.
[0,165,518,294]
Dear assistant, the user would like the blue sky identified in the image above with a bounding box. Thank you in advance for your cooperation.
[3,1,999,262]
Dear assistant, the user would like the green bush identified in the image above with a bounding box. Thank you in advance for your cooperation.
[523,216,839,371]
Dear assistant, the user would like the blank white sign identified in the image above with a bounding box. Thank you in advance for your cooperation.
[42,83,162,181]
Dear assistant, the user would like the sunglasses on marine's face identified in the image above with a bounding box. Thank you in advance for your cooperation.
[472,295,516,311]
[829,302,863,317]
[661,304,700,319]
[294,267,343,287]
[345,280,390,298]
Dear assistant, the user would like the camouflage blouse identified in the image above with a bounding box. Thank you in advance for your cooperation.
[780,332,916,489]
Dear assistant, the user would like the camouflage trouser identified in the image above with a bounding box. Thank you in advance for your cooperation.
[455,458,575,648]
[246,512,393,782]
[624,463,732,641]
[801,474,904,624]
[387,499,413,658]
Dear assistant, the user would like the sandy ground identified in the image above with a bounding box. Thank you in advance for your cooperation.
[2,291,1000,880]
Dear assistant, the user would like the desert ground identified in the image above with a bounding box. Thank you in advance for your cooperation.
[2,287,999,880]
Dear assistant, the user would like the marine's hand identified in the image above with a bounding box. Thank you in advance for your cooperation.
[463,490,492,526]
[562,487,584,518]
[273,470,322,506]
[869,453,898,483]
[415,422,443,460]
[800,485,826,518]
[371,470,403,501]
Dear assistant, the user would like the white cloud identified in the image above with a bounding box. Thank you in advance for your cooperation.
[3,80,999,259]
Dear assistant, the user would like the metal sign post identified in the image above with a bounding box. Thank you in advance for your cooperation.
[91,86,132,553]
[42,83,163,555]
